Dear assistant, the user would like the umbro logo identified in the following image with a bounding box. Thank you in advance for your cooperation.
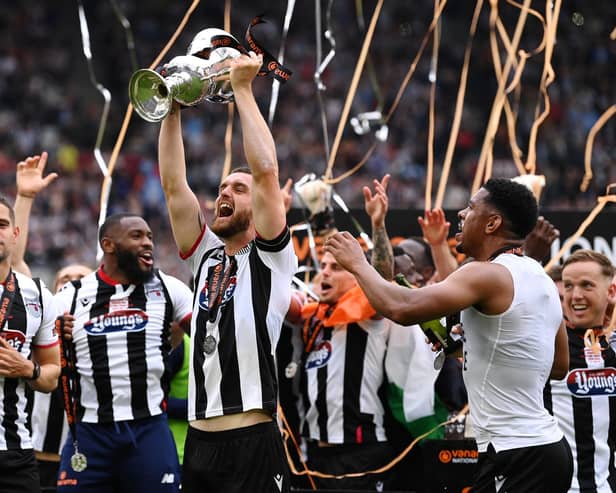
[274,473,283,492]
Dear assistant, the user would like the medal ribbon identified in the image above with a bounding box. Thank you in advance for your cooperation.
[207,256,236,323]
[194,15,293,84]
[56,317,82,456]
[0,270,16,336]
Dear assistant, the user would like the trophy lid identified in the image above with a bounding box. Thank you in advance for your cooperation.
[187,28,241,60]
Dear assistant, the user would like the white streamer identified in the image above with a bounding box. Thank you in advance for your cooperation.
[268,0,296,126]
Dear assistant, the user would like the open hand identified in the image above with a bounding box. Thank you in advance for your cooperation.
[16,152,58,199]
[364,174,390,227]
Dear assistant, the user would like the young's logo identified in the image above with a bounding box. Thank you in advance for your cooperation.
[305,341,332,370]
[84,309,148,335]
[3,329,26,352]
[567,367,616,397]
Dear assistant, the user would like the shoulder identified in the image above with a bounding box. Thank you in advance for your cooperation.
[451,260,511,285]
[155,271,191,293]
[14,271,49,299]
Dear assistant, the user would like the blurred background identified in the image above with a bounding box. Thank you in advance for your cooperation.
[0,0,614,284]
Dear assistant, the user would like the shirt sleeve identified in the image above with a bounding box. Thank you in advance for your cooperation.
[32,282,59,348]
[255,227,298,276]
[162,275,194,322]
[184,226,224,274]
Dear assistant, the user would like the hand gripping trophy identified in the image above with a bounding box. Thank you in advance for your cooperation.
[129,28,242,122]
[129,18,292,123]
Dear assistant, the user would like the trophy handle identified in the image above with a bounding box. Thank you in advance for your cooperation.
[128,69,173,123]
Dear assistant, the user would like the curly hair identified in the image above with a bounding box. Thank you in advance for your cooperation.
[483,178,538,239]
[98,212,143,245]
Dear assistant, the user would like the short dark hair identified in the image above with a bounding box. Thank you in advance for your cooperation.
[0,194,15,224]
[98,213,142,245]
[408,236,434,269]
[483,178,538,239]
[229,166,252,175]
[563,249,615,279]
[392,246,408,257]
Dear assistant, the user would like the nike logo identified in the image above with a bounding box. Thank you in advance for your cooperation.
[274,473,283,492]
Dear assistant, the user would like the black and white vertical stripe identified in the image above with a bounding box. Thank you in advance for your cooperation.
[544,328,616,492]
[186,227,297,420]
[0,272,58,450]
[31,387,68,454]
[53,269,192,423]
[301,319,389,444]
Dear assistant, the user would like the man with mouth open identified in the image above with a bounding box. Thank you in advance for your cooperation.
[324,178,573,493]
[54,213,193,493]
[158,51,298,493]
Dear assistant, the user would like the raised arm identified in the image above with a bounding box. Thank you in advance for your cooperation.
[324,231,511,325]
[549,321,569,380]
[418,208,458,281]
[364,174,393,281]
[158,104,204,254]
[524,216,559,264]
[13,152,58,277]
[230,52,286,240]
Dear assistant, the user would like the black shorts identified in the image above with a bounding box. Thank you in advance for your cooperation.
[306,440,394,491]
[472,437,573,493]
[0,449,40,493]
[37,458,60,491]
[182,420,290,493]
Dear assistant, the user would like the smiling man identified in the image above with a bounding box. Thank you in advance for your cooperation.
[324,178,572,493]
[54,213,193,493]
[545,250,616,493]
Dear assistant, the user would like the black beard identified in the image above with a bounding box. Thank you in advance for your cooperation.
[116,249,154,284]
[210,210,251,239]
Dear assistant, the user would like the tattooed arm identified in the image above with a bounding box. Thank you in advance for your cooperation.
[364,175,393,281]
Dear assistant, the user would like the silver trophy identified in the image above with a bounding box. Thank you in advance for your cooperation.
[129,28,242,122]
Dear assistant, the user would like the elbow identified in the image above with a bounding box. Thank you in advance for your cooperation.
[251,161,278,180]
[550,366,568,381]
[550,359,569,380]
[378,303,412,326]
[46,378,60,393]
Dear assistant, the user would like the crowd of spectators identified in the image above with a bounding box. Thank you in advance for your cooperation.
[0,0,614,284]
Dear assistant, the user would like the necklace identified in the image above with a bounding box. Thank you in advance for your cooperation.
[487,244,523,262]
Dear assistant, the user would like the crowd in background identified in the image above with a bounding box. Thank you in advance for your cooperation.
[0,0,614,283]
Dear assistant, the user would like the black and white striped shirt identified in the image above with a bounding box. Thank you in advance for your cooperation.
[0,272,58,450]
[184,226,297,420]
[300,319,389,444]
[54,268,192,423]
[31,386,67,454]
[544,327,616,492]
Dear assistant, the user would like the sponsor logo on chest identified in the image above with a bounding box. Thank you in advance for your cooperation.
[84,308,148,335]
[567,367,616,397]
[305,341,332,370]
